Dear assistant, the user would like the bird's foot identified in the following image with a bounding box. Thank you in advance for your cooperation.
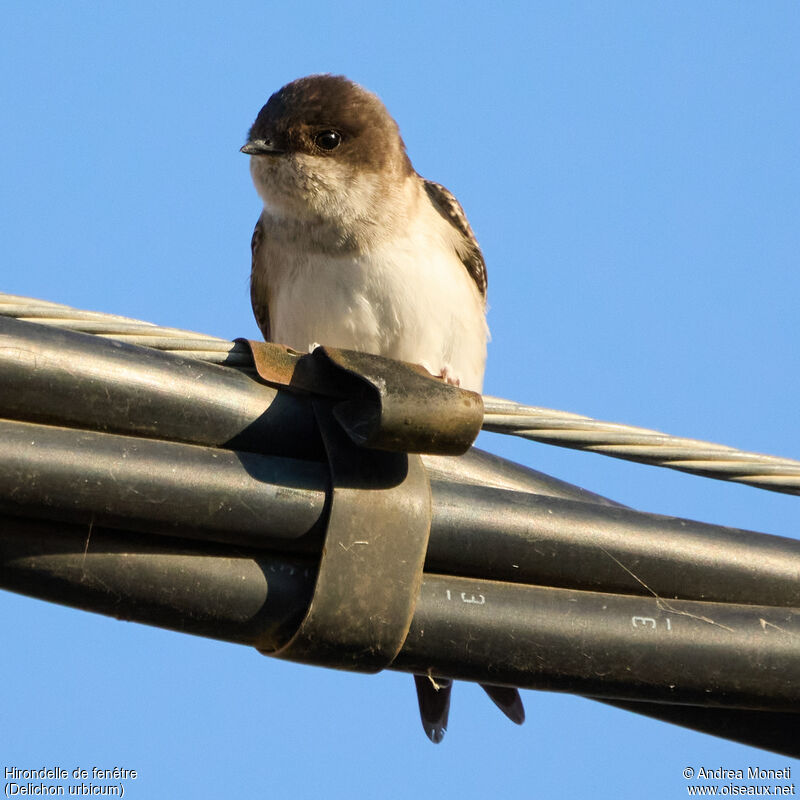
[419,361,461,387]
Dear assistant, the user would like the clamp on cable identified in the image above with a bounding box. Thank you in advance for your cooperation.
[239,340,484,455]
[241,340,480,671]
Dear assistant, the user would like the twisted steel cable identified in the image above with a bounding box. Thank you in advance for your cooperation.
[3,292,798,495]
[0,292,251,366]
[481,396,800,495]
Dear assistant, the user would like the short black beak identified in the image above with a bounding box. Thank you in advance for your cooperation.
[240,139,283,156]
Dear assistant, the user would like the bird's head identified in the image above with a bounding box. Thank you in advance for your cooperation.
[242,75,413,226]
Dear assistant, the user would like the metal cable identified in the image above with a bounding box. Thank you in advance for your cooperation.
[0,292,253,367]
[481,396,800,495]
[3,292,798,495]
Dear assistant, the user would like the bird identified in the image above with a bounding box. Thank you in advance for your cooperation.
[242,73,523,740]
[241,73,488,392]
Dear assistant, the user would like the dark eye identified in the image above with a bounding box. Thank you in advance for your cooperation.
[314,130,342,151]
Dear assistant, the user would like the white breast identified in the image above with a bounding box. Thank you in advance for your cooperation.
[259,177,489,393]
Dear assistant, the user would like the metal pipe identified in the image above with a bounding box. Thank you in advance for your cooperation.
[0,316,323,460]
[2,515,798,715]
[600,700,800,760]
[4,314,800,756]
[3,418,799,610]
[395,574,800,709]
[0,515,315,649]
[426,480,800,607]
[0,418,328,547]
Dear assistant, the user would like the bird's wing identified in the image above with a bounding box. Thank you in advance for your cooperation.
[423,179,487,298]
[249,213,271,341]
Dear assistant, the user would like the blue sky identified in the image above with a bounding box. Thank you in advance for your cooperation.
[1,2,798,797]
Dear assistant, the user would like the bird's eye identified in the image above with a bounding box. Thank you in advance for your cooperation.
[314,130,342,151]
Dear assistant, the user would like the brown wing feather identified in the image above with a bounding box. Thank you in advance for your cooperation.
[249,213,271,341]
[423,179,487,298]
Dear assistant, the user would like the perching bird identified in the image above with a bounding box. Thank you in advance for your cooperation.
[242,73,488,392]
[242,73,523,740]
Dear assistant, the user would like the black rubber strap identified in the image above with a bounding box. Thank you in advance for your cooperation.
[259,399,432,672]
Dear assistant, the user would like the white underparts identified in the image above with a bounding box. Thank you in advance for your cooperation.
[250,160,489,392]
